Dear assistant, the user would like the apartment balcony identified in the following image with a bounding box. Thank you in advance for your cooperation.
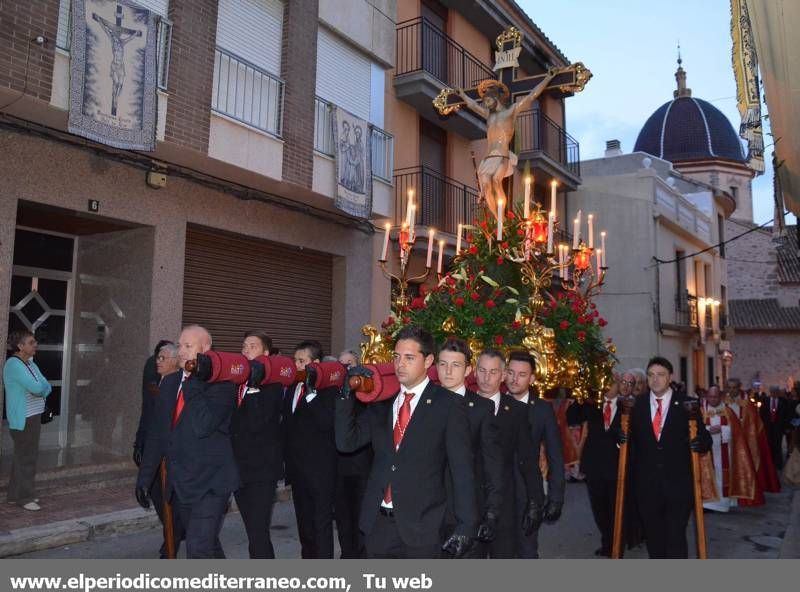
[394,17,495,140]
[515,109,582,189]
[663,292,699,333]
[394,166,479,235]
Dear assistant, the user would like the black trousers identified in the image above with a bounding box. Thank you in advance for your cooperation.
[291,470,336,559]
[235,480,277,559]
[637,489,691,559]
[7,419,41,505]
[175,491,229,559]
[365,511,442,558]
[148,470,185,558]
[334,473,367,558]
[586,476,616,553]
[513,468,538,558]
[766,427,784,470]
[489,483,517,559]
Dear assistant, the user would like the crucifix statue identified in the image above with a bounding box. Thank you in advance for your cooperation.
[433,27,592,218]
[92,4,142,116]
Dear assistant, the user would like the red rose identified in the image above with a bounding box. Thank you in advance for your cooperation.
[511,320,522,329]
[470,291,480,301]
[448,287,456,295]
[480,221,489,230]
[454,296,465,307]
[590,302,597,310]
[550,299,558,309]
[571,305,582,314]
[402,316,411,324]
[517,228,525,237]
[469,245,479,255]
[485,299,496,309]
[474,316,485,326]
[496,256,504,265]
[577,330,586,342]
[410,297,426,310]
[506,209,514,219]
[418,284,427,296]
[559,320,570,330]
[494,335,504,345]
[466,234,474,243]
[446,276,456,286]
[500,241,509,249]
[381,316,395,329]
[598,318,608,327]
[577,316,587,325]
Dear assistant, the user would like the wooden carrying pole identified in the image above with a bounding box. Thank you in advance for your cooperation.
[688,418,708,559]
[159,459,176,559]
[611,397,633,559]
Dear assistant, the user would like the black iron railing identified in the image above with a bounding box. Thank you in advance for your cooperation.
[675,292,698,327]
[395,17,496,89]
[393,166,479,235]
[516,109,581,178]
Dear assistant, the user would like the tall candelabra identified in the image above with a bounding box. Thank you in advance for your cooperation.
[378,220,433,312]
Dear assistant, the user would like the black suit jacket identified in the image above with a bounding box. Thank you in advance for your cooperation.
[526,395,564,504]
[494,394,542,505]
[337,398,373,477]
[134,355,159,451]
[232,382,284,486]
[581,399,623,482]
[283,383,339,484]
[759,395,791,432]
[136,372,240,504]
[629,392,711,502]
[464,389,503,517]
[335,381,478,546]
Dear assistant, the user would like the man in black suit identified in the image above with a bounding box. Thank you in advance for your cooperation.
[135,325,239,559]
[582,375,623,557]
[760,386,791,470]
[436,338,503,558]
[622,356,711,558]
[233,331,284,558]
[475,349,544,558]
[334,349,372,559]
[335,325,477,559]
[283,340,338,558]
[504,351,564,559]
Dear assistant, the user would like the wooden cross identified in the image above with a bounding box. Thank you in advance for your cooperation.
[433,26,591,116]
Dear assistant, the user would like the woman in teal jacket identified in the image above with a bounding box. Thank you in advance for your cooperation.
[3,330,52,511]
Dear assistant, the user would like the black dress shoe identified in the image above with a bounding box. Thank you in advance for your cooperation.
[594,547,611,557]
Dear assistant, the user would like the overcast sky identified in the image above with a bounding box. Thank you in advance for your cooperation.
[520,0,788,225]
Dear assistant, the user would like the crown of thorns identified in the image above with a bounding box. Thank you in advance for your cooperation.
[477,79,511,101]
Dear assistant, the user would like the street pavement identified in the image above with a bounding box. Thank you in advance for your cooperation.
[15,481,794,559]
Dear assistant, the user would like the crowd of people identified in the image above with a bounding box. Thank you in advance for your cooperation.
[3,325,797,559]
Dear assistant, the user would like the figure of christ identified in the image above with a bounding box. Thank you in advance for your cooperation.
[456,68,560,217]
[92,10,142,116]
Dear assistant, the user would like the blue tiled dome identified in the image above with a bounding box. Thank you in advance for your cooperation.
[634,96,745,163]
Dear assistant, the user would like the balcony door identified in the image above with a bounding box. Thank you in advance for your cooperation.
[420,120,447,229]
[421,0,448,84]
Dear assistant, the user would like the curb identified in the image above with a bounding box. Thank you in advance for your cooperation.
[0,485,292,558]
[779,489,800,559]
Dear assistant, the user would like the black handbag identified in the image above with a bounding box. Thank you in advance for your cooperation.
[40,405,55,425]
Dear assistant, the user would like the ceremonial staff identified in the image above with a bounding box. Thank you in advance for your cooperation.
[684,399,708,559]
[611,395,635,559]
[159,459,176,559]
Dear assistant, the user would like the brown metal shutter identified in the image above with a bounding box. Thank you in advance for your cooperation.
[183,224,333,355]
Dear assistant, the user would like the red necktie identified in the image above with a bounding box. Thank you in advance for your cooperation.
[171,383,185,429]
[237,384,247,408]
[384,391,416,504]
[293,384,306,413]
[603,400,612,430]
[652,398,663,440]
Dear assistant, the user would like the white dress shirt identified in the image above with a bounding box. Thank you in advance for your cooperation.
[649,388,673,434]
[489,392,501,415]
[452,384,467,397]
[519,392,530,405]
[603,396,618,429]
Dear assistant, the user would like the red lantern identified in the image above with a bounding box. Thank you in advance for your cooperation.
[532,213,548,244]
[574,247,591,271]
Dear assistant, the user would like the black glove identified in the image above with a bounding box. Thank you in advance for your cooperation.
[543,499,563,523]
[476,511,498,542]
[304,364,319,394]
[616,428,628,446]
[441,533,472,558]
[248,360,265,388]
[521,499,544,535]
[135,486,151,510]
[193,353,213,381]
[132,445,143,467]
[341,365,373,399]
[690,436,710,454]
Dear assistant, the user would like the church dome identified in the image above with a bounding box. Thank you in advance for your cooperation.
[633,61,745,163]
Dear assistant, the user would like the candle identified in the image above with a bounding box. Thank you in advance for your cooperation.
[409,205,416,233]
[524,176,532,220]
[572,218,580,249]
[456,223,462,254]
[380,222,390,261]
[405,190,414,227]
[596,248,602,276]
[559,245,566,279]
[426,228,435,268]
[546,212,554,254]
[588,214,594,248]
[497,198,504,240]
[437,240,444,274]
[600,231,607,267]
[550,180,557,217]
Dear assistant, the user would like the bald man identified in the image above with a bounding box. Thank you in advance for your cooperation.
[135,325,240,558]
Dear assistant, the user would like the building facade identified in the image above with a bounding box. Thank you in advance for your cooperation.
[0,0,396,464]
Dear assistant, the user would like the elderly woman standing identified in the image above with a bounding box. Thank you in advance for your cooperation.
[3,330,52,511]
